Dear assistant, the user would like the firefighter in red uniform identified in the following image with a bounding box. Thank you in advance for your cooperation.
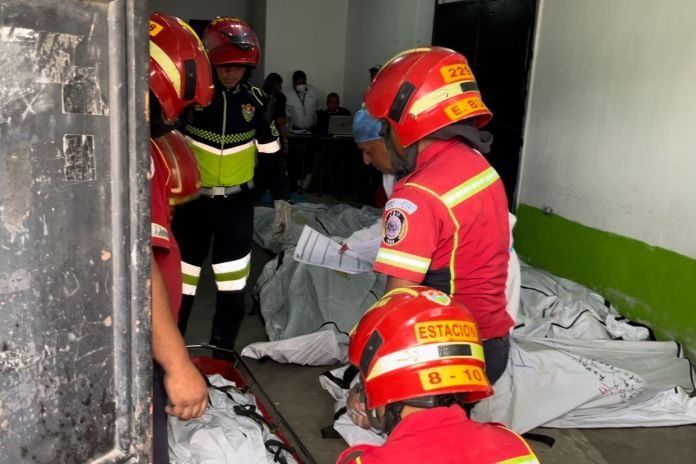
[173,17,292,351]
[149,12,214,462]
[363,47,513,385]
[338,287,539,464]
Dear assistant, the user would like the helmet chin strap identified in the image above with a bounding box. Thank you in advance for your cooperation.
[384,124,418,176]
[364,392,465,434]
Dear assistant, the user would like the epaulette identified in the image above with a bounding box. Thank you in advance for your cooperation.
[246,83,267,106]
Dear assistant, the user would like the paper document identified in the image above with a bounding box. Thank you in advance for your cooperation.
[293,226,374,274]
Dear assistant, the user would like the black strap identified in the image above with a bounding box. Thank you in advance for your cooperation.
[321,406,347,439]
[321,425,342,439]
[522,432,556,447]
[320,364,359,390]
[233,404,276,433]
[265,439,295,464]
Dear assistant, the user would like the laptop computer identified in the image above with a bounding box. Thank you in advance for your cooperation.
[327,115,353,137]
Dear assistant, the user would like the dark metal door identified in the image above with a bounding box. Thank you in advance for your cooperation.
[0,0,151,462]
[433,0,537,206]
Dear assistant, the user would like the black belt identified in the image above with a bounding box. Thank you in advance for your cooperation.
[200,181,254,197]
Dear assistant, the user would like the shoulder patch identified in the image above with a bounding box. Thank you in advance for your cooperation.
[385,197,418,214]
[151,223,169,242]
[383,209,408,246]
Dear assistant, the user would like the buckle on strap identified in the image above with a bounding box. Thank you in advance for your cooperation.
[200,181,254,197]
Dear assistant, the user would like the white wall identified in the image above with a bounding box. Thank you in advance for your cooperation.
[264,0,349,105]
[518,0,696,259]
[148,0,436,112]
[148,0,249,23]
[343,0,435,111]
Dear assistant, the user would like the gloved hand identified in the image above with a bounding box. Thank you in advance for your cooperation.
[271,199,292,241]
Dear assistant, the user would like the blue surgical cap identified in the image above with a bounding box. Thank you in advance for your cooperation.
[353,108,382,143]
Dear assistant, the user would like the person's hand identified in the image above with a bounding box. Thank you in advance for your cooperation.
[338,242,349,254]
[346,384,370,429]
[271,199,292,241]
[163,360,208,420]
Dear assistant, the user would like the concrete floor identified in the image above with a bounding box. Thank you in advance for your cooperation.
[183,199,696,464]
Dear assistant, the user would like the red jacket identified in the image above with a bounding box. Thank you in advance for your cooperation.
[151,140,182,320]
[336,405,538,464]
[373,139,512,340]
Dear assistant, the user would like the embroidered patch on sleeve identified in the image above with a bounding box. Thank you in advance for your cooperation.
[151,223,169,242]
[383,209,408,246]
[385,198,418,214]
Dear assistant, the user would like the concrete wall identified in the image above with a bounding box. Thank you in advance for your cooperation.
[264,0,349,105]
[518,0,696,259]
[148,0,249,23]
[147,0,436,110]
[516,0,696,358]
[343,0,435,111]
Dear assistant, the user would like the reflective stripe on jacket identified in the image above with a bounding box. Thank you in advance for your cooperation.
[183,82,281,187]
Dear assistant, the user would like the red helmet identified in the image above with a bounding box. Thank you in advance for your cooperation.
[203,17,260,67]
[151,130,201,205]
[364,47,492,147]
[149,12,214,121]
[350,286,493,410]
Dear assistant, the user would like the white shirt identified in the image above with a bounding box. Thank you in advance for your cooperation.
[285,84,319,129]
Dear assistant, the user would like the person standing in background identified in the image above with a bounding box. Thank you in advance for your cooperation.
[285,69,319,130]
[369,64,381,82]
[284,70,320,191]
[263,72,289,155]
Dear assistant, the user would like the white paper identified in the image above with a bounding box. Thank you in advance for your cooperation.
[293,226,373,274]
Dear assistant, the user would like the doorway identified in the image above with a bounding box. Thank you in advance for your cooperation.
[433,0,537,207]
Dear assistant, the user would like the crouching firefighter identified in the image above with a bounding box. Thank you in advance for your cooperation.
[339,286,539,464]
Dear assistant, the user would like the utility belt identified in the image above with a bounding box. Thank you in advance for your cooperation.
[199,181,254,198]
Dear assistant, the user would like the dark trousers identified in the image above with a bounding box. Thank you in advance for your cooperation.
[152,361,168,463]
[483,335,510,385]
[172,190,254,349]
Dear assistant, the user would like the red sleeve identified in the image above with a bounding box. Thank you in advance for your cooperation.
[373,187,441,282]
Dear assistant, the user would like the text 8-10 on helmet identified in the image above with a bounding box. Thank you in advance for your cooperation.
[363,46,492,148]
[203,17,260,68]
[149,12,214,121]
[349,286,493,410]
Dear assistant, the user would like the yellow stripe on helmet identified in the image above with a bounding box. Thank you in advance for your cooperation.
[150,40,181,98]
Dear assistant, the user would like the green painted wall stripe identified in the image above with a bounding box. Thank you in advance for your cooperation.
[515,204,696,361]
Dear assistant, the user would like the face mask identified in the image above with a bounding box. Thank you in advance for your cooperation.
[295,84,307,93]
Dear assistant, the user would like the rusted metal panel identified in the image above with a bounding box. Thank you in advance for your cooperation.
[0,0,151,461]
